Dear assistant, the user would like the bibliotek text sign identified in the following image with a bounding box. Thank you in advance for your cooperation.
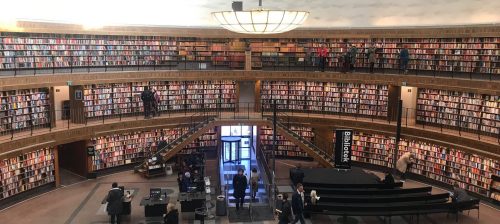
[334,129,353,169]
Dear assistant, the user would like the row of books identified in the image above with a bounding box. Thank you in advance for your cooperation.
[90,127,217,171]
[261,81,388,117]
[1,34,498,73]
[260,125,314,160]
[417,88,499,135]
[336,130,499,196]
[0,89,51,133]
[83,81,236,118]
[0,147,55,200]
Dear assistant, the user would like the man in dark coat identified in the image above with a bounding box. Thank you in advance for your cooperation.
[292,183,306,224]
[106,182,124,224]
[278,193,293,224]
[232,168,248,210]
[141,86,153,119]
[399,46,410,74]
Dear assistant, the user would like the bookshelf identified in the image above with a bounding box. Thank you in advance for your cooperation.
[2,34,497,75]
[0,88,51,133]
[259,125,314,161]
[491,175,500,204]
[89,127,218,171]
[0,147,55,200]
[334,130,500,197]
[416,88,499,135]
[81,80,237,118]
[260,81,388,118]
[180,127,218,155]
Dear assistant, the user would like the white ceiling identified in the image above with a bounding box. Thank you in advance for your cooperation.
[1,0,499,28]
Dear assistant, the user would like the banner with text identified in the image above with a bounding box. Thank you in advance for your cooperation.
[334,129,353,169]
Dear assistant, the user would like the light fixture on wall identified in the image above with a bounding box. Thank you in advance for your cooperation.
[212,0,309,34]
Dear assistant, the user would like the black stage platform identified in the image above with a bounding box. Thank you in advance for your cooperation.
[300,167,400,189]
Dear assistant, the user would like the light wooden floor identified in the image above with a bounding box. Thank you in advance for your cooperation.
[0,161,498,224]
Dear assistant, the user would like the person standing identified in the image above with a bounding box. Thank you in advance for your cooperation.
[232,168,248,211]
[317,44,329,72]
[106,182,124,224]
[396,152,416,181]
[163,203,179,224]
[400,46,410,74]
[349,44,358,72]
[250,168,259,199]
[278,193,292,224]
[367,44,377,73]
[141,86,153,119]
[291,183,306,224]
[152,89,160,117]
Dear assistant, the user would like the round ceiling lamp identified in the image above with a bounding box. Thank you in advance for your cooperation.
[212,0,309,34]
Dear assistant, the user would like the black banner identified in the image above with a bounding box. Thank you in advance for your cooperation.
[334,129,353,169]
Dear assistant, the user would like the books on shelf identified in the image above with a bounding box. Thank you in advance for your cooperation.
[0,147,55,200]
[417,88,499,135]
[82,80,237,118]
[260,81,388,118]
[0,88,50,133]
[335,130,500,197]
[90,127,218,171]
[260,125,314,160]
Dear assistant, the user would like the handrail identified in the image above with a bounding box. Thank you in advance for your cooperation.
[135,109,216,170]
[263,114,333,165]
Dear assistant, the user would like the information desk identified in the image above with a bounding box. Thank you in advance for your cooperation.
[178,191,208,212]
[140,188,170,217]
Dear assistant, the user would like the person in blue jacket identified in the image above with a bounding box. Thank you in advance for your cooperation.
[400,46,410,74]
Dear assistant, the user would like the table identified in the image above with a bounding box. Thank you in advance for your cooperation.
[178,191,207,212]
[140,188,170,217]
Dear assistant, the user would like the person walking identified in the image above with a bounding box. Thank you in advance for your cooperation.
[141,86,153,119]
[317,44,329,72]
[291,183,306,224]
[278,193,292,224]
[396,152,416,181]
[232,168,248,211]
[399,46,410,74]
[349,44,358,72]
[106,182,124,224]
[342,51,351,74]
[250,168,259,199]
[367,44,377,73]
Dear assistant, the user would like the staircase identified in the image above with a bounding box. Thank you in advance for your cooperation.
[135,116,217,175]
[266,116,335,168]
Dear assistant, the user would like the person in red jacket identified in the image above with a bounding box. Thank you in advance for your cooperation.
[317,44,329,72]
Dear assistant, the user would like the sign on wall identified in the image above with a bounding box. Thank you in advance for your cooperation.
[334,129,353,169]
[87,146,95,156]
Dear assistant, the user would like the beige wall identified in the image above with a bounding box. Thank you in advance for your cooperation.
[401,86,418,120]
[53,86,70,120]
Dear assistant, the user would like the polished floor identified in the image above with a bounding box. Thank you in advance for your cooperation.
[0,160,499,224]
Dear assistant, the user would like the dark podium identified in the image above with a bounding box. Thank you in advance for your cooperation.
[140,188,170,217]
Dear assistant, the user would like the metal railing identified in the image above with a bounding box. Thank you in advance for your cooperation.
[1,54,498,81]
[2,102,498,146]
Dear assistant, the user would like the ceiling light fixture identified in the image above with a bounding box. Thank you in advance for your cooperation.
[212,0,309,34]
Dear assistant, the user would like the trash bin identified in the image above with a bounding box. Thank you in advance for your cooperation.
[165,164,173,176]
[216,195,226,216]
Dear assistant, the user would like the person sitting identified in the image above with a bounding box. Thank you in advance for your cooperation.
[163,203,179,224]
[451,182,470,203]
[379,171,395,188]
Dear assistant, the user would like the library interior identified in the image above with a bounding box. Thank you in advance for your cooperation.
[0,0,499,224]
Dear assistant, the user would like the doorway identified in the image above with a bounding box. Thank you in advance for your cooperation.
[57,141,88,186]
